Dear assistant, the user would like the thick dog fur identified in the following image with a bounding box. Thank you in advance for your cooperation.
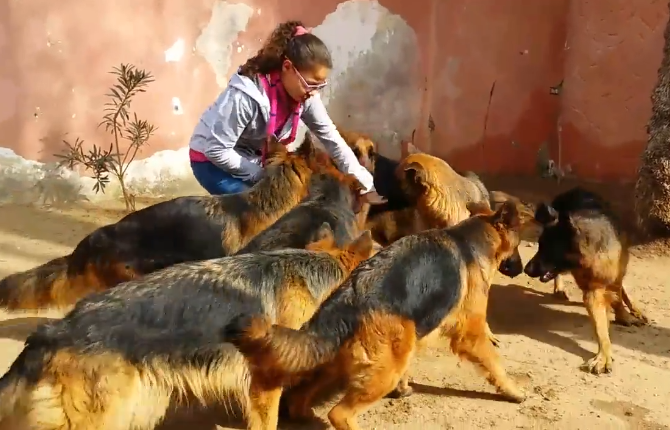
[0,136,332,312]
[364,142,492,247]
[238,169,368,254]
[0,226,375,430]
[225,201,527,430]
[523,187,649,375]
[398,150,491,230]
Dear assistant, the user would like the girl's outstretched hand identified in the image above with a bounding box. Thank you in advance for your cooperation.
[361,190,387,205]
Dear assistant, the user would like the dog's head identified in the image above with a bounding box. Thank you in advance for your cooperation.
[264,134,321,186]
[523,203,580,282]
[338,128,377,173]
[306,224,374,272]
[396,152,445,202]
[467,200,523,278]
[306,155,368,216]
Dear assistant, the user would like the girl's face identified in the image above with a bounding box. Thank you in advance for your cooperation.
[280,59,329,103]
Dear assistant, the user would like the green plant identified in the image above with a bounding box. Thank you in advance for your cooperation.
[55,63,157,212]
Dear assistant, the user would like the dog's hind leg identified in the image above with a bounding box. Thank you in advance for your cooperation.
[553,276,569,300]
[327,357,411,430]
[385,373,413,399]
[582,287,613,374]
[485,322,501,348]
[328,314,416,430]
[23,353,171,430]
[452,315,525,403]
[246,379,282,430]
[283,368,340,421]
[613,283,649,326]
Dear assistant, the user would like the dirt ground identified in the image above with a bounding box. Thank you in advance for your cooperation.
[0,177,669,430]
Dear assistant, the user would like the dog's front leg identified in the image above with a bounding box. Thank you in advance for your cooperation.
[582,287,613,374]
[553,275,569,300]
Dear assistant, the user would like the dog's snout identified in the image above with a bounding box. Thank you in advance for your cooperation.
[523,258,539,277]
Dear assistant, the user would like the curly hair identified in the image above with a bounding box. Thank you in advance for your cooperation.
[239,20,333,77]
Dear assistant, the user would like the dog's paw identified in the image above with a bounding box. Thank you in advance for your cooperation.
[552,290,570,301]
[582,353,613,375]
[386,385,414,399]
[614,309,649,327]
[501,387,526,403]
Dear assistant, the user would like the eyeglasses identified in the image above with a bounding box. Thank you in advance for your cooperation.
[292,65,328,91]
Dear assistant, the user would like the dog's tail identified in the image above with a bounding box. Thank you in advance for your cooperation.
[0,256,72,311]
[0,348,32,422]
[224,305,357,381]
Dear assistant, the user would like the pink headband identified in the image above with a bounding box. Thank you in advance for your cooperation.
[294,26,309,36]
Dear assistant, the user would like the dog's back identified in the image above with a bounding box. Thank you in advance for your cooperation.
[238,174,361,253]
[462,171,490,204]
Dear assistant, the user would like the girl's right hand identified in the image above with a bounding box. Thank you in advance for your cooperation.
[361,190,387,205]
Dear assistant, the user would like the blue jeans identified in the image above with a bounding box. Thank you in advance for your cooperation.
[190,161,251,195]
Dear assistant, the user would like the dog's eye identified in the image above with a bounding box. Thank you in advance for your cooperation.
[353,149,361,158]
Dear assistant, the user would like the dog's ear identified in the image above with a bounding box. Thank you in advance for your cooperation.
[492,200,521,229]
[400,140,421,159]
[403,161,427,184]
[347,230,374,259]
[297,132,317,160]
[535,203,558,226]
[466,201,493,217]
[312,222,335,243]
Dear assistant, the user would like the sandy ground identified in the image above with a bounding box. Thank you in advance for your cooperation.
[0,188,669,430]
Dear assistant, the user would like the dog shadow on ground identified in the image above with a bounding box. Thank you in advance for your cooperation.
[0,317,58,341]
[158,404,332,430]
[488,282,670,360]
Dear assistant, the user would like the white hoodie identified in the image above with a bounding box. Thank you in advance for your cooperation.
[189,73,375,192]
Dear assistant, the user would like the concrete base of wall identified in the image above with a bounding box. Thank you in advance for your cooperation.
[0,146,205,206]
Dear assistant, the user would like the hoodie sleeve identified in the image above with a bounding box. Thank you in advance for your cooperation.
[204,87,263,181]
[301,94,375,193]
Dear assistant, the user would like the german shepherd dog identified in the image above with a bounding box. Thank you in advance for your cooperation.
[0,225,375,430]
[0,136,331,312]
[337,128,412,218]
[225,200,527,430]
[238,167,371,255]
[523,187,649,374]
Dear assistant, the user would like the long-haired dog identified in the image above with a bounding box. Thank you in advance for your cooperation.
[0,135,331,311]
[225,201,528,430]
[0,225,375,430]
[363,141,491,248]
[523,187,649,374]
[398,142,490,229]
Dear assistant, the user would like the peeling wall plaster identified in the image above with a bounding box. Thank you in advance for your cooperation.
[0,0,416,205]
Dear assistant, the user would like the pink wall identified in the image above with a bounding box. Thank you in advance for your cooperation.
[0,0,666,183]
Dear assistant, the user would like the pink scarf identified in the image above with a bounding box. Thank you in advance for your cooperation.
[258,71,302,166]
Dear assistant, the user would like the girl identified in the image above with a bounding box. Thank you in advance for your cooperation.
[189,20,384,203]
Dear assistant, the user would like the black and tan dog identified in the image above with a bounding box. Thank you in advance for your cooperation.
[238,167,372,255]
[0,225,374,430]
[225,200,528,430]
[523,187,649,375]
[0,135,342,311]
[337,127,412,218]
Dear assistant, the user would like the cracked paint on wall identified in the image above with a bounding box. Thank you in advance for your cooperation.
[195,1,254,88]
[312,0,422,155]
